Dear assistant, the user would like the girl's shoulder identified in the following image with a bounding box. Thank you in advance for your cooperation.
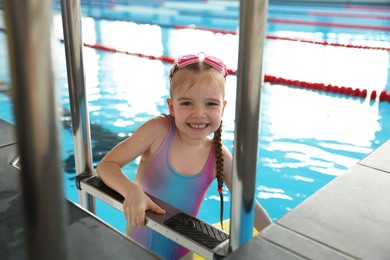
[137,115,171,160]
[144,114,171,130]
[221,144,233,162]
[137,114,171,139]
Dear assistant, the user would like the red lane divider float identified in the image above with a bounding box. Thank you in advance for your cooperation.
[269,18,390,32]
[307,11,390,20]
[173,25,390,52]
[83,43,175,63]
[83,43,390,103]
[344,5,390,13]
[175,18,390,33]
[264,75,390,103]
[266,35,390,51]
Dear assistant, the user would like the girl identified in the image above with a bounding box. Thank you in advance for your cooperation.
[96,53,271,259]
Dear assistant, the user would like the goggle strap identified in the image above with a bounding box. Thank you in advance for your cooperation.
[176,56,199,69]
[204,57,223,73]
[170,54,227,79]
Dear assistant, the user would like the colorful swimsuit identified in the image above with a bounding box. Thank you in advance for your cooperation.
[128,114,215,259]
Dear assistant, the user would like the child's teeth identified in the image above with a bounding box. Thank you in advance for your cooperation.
[191,124,206,128]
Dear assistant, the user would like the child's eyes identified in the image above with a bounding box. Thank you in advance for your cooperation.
[178,101,219,107]
[180,101,192,106]
[206,102,219,107]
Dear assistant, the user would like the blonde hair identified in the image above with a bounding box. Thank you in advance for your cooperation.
[170,62,225,97]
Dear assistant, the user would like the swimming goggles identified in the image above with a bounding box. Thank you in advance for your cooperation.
[169,53,228,79]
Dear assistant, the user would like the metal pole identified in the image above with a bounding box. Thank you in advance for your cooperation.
[60,0,95,212]
[3,0,68,259]
[229,0,268,251]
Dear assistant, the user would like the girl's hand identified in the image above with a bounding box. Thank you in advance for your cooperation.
[123,186,166,227]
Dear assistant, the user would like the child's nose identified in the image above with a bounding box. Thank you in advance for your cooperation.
[192,106,206,118]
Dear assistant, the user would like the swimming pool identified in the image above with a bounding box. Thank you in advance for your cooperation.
[1,0,390,234]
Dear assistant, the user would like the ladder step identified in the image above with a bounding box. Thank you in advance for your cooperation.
[164,213,229,249]
[78,174,229,259]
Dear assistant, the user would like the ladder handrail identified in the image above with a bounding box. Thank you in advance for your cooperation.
[60,0,96,212]
[230,0,268,251]
[3,0,68,258]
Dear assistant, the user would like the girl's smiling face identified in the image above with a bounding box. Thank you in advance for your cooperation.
[167,69,227,141]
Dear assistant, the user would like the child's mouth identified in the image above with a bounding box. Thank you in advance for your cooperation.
[189,123,208,129]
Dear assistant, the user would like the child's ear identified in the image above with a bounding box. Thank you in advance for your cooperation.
[167,98,175,117]
[222,100,227,115]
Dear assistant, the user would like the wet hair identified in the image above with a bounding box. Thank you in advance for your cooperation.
[212,122,225,229]
[170,61,226,229]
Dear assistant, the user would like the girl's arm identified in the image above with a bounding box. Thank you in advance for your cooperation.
[254,200,272,232]
[222,146,272,232]
[96,116,168,227]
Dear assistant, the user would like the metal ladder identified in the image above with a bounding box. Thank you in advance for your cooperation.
[3,0,268,258]
[77,173,230,259]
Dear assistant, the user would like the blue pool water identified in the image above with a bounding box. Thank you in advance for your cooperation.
[1,1,390,235]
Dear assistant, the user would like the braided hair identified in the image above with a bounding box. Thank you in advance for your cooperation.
[213,122,224,229]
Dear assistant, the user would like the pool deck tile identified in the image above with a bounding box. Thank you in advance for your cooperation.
[223,235,303,260]
[260,224,355,259]
[359,140,390,173]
